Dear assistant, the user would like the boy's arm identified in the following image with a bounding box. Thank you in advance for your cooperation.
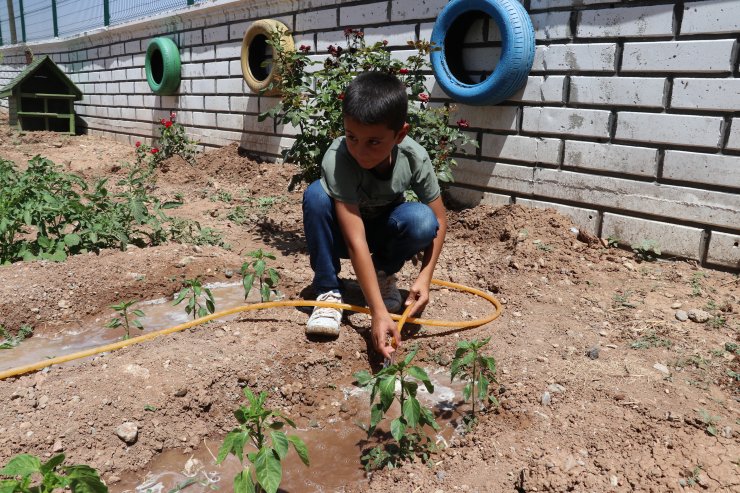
[334,200,400,359]
[406,196,447,315]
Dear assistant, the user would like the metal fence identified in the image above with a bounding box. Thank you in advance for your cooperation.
[0,0,205,45]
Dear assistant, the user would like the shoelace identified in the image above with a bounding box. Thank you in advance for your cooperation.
[312,294,342,319]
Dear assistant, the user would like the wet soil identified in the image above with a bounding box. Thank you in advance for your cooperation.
[0,120,738,492]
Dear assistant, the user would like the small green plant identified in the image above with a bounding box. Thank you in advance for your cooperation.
[690,272,705,297]
[143,404,157,412]
[727,369,740,381]
[135,113,198,168]
[217,388,309,493]
[708,315,726,329]
[241,249,281,302]
[724,342,739,355]
[210,190,233,203]
[104,300,145,340]
[606,235,620,248]
[0,453,107,492]
[697,409,720,436]
[612,290,637,308]
[534,240,553,252]
[450,337,499,425]
[685,465,702,486]
[353,347,440,470]
[631,239,661,262]
[0,325,33,349]
[630,331,672,350]
[173,278,216,320]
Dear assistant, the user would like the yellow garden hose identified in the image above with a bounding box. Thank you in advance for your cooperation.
[0,279,502,381]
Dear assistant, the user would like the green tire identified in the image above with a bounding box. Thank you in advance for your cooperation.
[145,37,181,96]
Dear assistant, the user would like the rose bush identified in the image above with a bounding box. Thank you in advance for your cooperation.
[260,28,476,189]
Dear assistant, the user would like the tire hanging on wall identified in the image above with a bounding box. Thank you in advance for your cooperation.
[241,19,294,94]
[431,0,535,105]
[145,37,181,96]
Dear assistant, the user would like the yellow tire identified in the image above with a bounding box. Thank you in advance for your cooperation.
[241,19,294,94]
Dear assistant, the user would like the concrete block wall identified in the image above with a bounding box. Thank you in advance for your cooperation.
[0,0,738,269]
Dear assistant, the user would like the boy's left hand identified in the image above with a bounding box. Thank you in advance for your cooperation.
[405,278,430,316]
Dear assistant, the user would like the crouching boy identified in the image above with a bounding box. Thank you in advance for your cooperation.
[302,71,447,359]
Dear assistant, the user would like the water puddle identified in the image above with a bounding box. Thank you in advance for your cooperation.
[113,374,468,493]
[0,282,261,372]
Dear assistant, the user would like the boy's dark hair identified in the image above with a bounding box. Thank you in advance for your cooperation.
[343,71,408,132]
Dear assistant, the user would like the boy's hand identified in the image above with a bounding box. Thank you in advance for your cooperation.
[371,312,400,359]
[405,278,431,316]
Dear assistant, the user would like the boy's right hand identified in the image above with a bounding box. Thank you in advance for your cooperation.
[371,311,401,359]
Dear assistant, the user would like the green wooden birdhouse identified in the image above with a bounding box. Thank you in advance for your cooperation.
[0,55,83,134]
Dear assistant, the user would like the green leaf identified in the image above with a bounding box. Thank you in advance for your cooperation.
[353,370,373,387]
[369,403,384,434]
[478,374,490,401]
[66,468,107,493]
[379,376,395,411]
[260,284,271,302]
[0,479,20,493]
[234,469,256,493]
[0,454,42,477]
[407,366,434,394]
[402,396,421,428]
[463,382,472,402]
[242,273,255,300]
[40,454,65,475]
[172,289,187,305]
[419,406,440,430]
[390,418,405,442]
[217,430,248,464]
[63,233,81,247]
[287,435,310,466]
[270,431,289,460]
[254,259,266,279]
[254,448,282,493]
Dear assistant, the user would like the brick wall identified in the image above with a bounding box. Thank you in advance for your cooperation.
[0,0,738,268]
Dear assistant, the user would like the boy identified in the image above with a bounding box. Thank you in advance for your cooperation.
[302,71,447,359]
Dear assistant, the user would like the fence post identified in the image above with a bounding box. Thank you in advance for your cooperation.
[103,0,109,26]
[51,0,58,37]
[18,0,25,42]
[5,0,16,44]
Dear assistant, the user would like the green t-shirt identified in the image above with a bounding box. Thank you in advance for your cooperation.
[320,136,440,218]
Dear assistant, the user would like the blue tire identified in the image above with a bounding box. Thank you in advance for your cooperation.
[431,0,535,105]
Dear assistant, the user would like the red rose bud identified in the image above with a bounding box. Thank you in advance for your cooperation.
[418,93,429,102]
[135,141,141,147]
[338,93,345,100]
[151,148,159,154]
[457,119,470,128]
[165,121,173,128]
[300,44,310,53]
[170,112,176,120]
[344,28,353,37]
[399,68,409,75]
[382,40,388,46]
[160,118,166,125]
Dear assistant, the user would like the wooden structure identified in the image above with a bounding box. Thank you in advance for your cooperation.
[0,55,82,134]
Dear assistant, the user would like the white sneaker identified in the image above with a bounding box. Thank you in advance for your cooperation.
[306,290,343,337]
[377,271,403,313]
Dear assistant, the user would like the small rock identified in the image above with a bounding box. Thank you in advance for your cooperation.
[610,475,618,487]
[688,309,711,323]
[675,310,688,322]
[671,302,683,309]
[721,426,733,439]
[183,458,204,477]
[696,473,710,488]
[175,256,194,268]
[586,347,599,360]
[623,261,635,271]
[547,383,566,393]
[536,356,548,363]
[57,299,71,309]
[52,439,64,452]
[53,141,63,148]
[115,422,138,444]
[192,245,203,254]
[653,363,670,376]
[541,391,551,406]
[174,388,187,397]
[436,471,447,482]
[37,395,49,409]
[224,269,234,279]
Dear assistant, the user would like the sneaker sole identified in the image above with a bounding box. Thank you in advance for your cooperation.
[305,325,340,337]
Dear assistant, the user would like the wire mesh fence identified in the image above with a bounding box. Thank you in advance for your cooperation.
[0,0,205,45]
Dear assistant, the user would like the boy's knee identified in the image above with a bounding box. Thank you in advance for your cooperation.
[397,204,438,243]
[303,180,332,213]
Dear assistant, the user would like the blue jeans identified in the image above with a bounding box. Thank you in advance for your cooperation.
[303,180,439,294]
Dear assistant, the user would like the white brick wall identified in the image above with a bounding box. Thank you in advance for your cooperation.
[663,151,740,188]
[615,112,723,148]
[671,78,740,111]
[706,232,740,268]
[682,0,740,35]
[340,2,389,25]
[517,199,599,234]
[455,105,518,132]
[481,134,562,165]
[531,11,570,40]
[523,107,611,138]
[727,119,740,152]
[509,76,566,104]
[563,141,658,177]
[577,5,674,38]
[570,76,665,108]
[446,186,511,208]
[453,159,535,196]
[390,0,446,21]
[532,44,617,72]
[622,40,735,73]
[296,8,337,32]
[531,0,611,8]
[602,214,703,259]
[364,24,415,47]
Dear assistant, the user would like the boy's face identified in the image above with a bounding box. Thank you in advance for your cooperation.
[344,117,409,169]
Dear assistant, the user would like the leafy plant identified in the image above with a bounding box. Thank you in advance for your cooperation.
[261,27,476,187]
[173,278,216,320]
[217,388,309,493]
[241,249,281,302]
[450,337,499,425]
[630,331,673,350]
[690,272,705,297]
[612,290,637,308]
[708,315,726,329]
[697,409,720,436]
[724,342,739,355]
[0,325,33,349]
[135,113,198,168]
[0,453,107,493]
[353,346,440,470]
[631,239,661,262]
[606,235,620,248]
[104,300,145,340]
